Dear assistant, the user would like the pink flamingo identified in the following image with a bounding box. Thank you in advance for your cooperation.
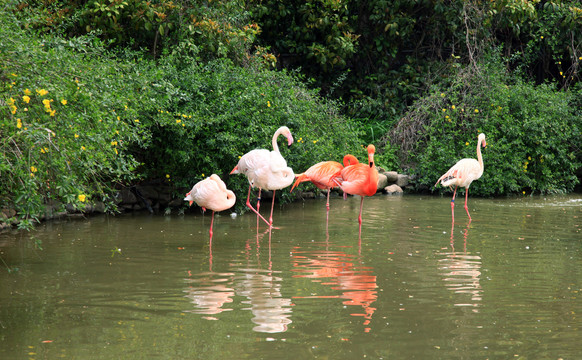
[184,174,236,240]
[333,145,379,231]
[290,155,359,211]
[435,133,486,223]
[230,126,294,228]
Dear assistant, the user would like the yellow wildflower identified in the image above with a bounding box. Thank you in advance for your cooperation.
[22,95,30,103]
[10,105,17,114]
[16,119,22,129]
[61,99,67,105]
[42,99,52,108]
[134,119,139,123]
[451,105,456,110]
[111,141,118,146]
[176,119,181,124]
[465,142,469,146]
[527,156,531,160]
[166,174,170,179]
[36,89,48,96]
[75,134,79,138]
[49,110,56,117]
[267,101,271,107]
[78,194,86,202]
[81,146,86,151]
[23,88,32,95]
[474,109,479,113]
[30,166,37,173]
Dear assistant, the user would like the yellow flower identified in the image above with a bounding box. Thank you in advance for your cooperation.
[30,166,37,173]
[445,115,449,119]
[61,99,67,105]
[75,134,79,138]
[50,110,56,117]
[440,93,445,97]
[78,194,86,202]
[201,173,205,177]
[22,95,30,103]
[442,108,446,112]
[111,141,118,146]
[267,101,271,107]
[451,105,456,110]
[176,119,181,123]
[474,109,479,113]
[42,99,52,108]
[81,146,86,151]
[10,105,17,114]
[16,118,22,129]
[527,156,531,160]
[36,89,48,96]
[465,142,469,146]
[559,72,563,76]
[166,174,170,178]
[134,119,139,123]
[23,88,32,95]
[523,191,526,195]
[540,36,544,39]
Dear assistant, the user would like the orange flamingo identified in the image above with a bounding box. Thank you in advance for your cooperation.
[333,145,379,229]
[184,174,236,240]
[230,126,294,228]
[435,133,486,223]
[290,155,359,211]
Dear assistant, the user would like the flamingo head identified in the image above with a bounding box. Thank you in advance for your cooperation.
[282,127,294,147]
[184,192,194,206]
[367,144,376,167]
[478,133,486,148]
[343,154,359,167]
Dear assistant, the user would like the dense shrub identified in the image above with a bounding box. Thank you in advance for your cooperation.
[129,56,364,210]
[387,52,580,195]
[0,12,149,228]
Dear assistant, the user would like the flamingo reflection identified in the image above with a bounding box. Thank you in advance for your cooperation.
[437,222,482,310]
[235,229,293,333]
[291,243,377,332]
[183,271,235,315]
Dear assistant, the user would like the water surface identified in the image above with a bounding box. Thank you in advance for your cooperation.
[1,194,581,359]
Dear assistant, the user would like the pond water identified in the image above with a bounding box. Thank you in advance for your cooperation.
[1,193,581,359]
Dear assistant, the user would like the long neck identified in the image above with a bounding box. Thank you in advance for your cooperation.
[476,138,484,171]
[272,128,282,153]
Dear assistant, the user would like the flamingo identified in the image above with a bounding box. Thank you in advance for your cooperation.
[333,145,379,230]
[434,133,486,223]
[184,174,236,240]
[290,155,359,211]
[230,126,294,228]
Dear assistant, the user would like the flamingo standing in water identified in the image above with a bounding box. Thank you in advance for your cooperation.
[184,174,236,240]
[434,133,486,223]
[333,145,379,231]
[290,155,359,211]
[230,126,294,228]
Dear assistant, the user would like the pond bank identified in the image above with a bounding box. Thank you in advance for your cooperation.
[1,169,413,230]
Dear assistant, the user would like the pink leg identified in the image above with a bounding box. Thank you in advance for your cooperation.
[464,188,472,223]
[326,189,331,211]
[358,196,364,226]
[245,185,271,227]
[451,186,458,224]
[269,190,276,226]
[209,211,215,240]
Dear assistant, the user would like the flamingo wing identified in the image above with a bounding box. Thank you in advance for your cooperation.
[436,158,481,188]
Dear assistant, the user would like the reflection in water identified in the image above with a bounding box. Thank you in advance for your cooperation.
[291,243,377,332]
[235,268,293,333]
[184,228,293,333]
[437,223,482,310]
[183,271,235,315]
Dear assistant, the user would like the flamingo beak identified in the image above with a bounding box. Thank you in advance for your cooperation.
[287,134,294,147]
[482,140,487,148]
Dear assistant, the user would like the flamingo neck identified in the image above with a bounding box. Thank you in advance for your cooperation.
[476,138,484,171]
[272,128,283,153]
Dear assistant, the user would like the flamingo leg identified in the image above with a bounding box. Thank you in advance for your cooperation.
[451,186,458,224]
[209,211,215,240]
[245,185,271,227]
[464,188,472,222]
[358,196,364,226]
[268,190,277,228]
[326,189,331,211]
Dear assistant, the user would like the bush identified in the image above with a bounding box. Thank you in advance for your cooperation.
[130,56,364,211]
[0,12,150,227]
[387,52,580,195]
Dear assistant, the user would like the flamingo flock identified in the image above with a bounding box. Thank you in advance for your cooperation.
[185,127,486,240]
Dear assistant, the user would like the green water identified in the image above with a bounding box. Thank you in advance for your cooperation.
[1,194,581,359]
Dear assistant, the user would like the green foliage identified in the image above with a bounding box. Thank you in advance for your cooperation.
[389,52,580,196]
[0,11,149,227]
[130,56,363,210]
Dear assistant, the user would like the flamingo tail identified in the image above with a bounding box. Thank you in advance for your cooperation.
[290,173,308,192]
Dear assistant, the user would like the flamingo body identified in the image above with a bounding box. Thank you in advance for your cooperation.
[184,174,236,239]
[435,133,486,222]
[230,126,294,227]
[334,145,379,229]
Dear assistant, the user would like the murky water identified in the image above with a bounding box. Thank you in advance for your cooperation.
[1,194,581,359]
